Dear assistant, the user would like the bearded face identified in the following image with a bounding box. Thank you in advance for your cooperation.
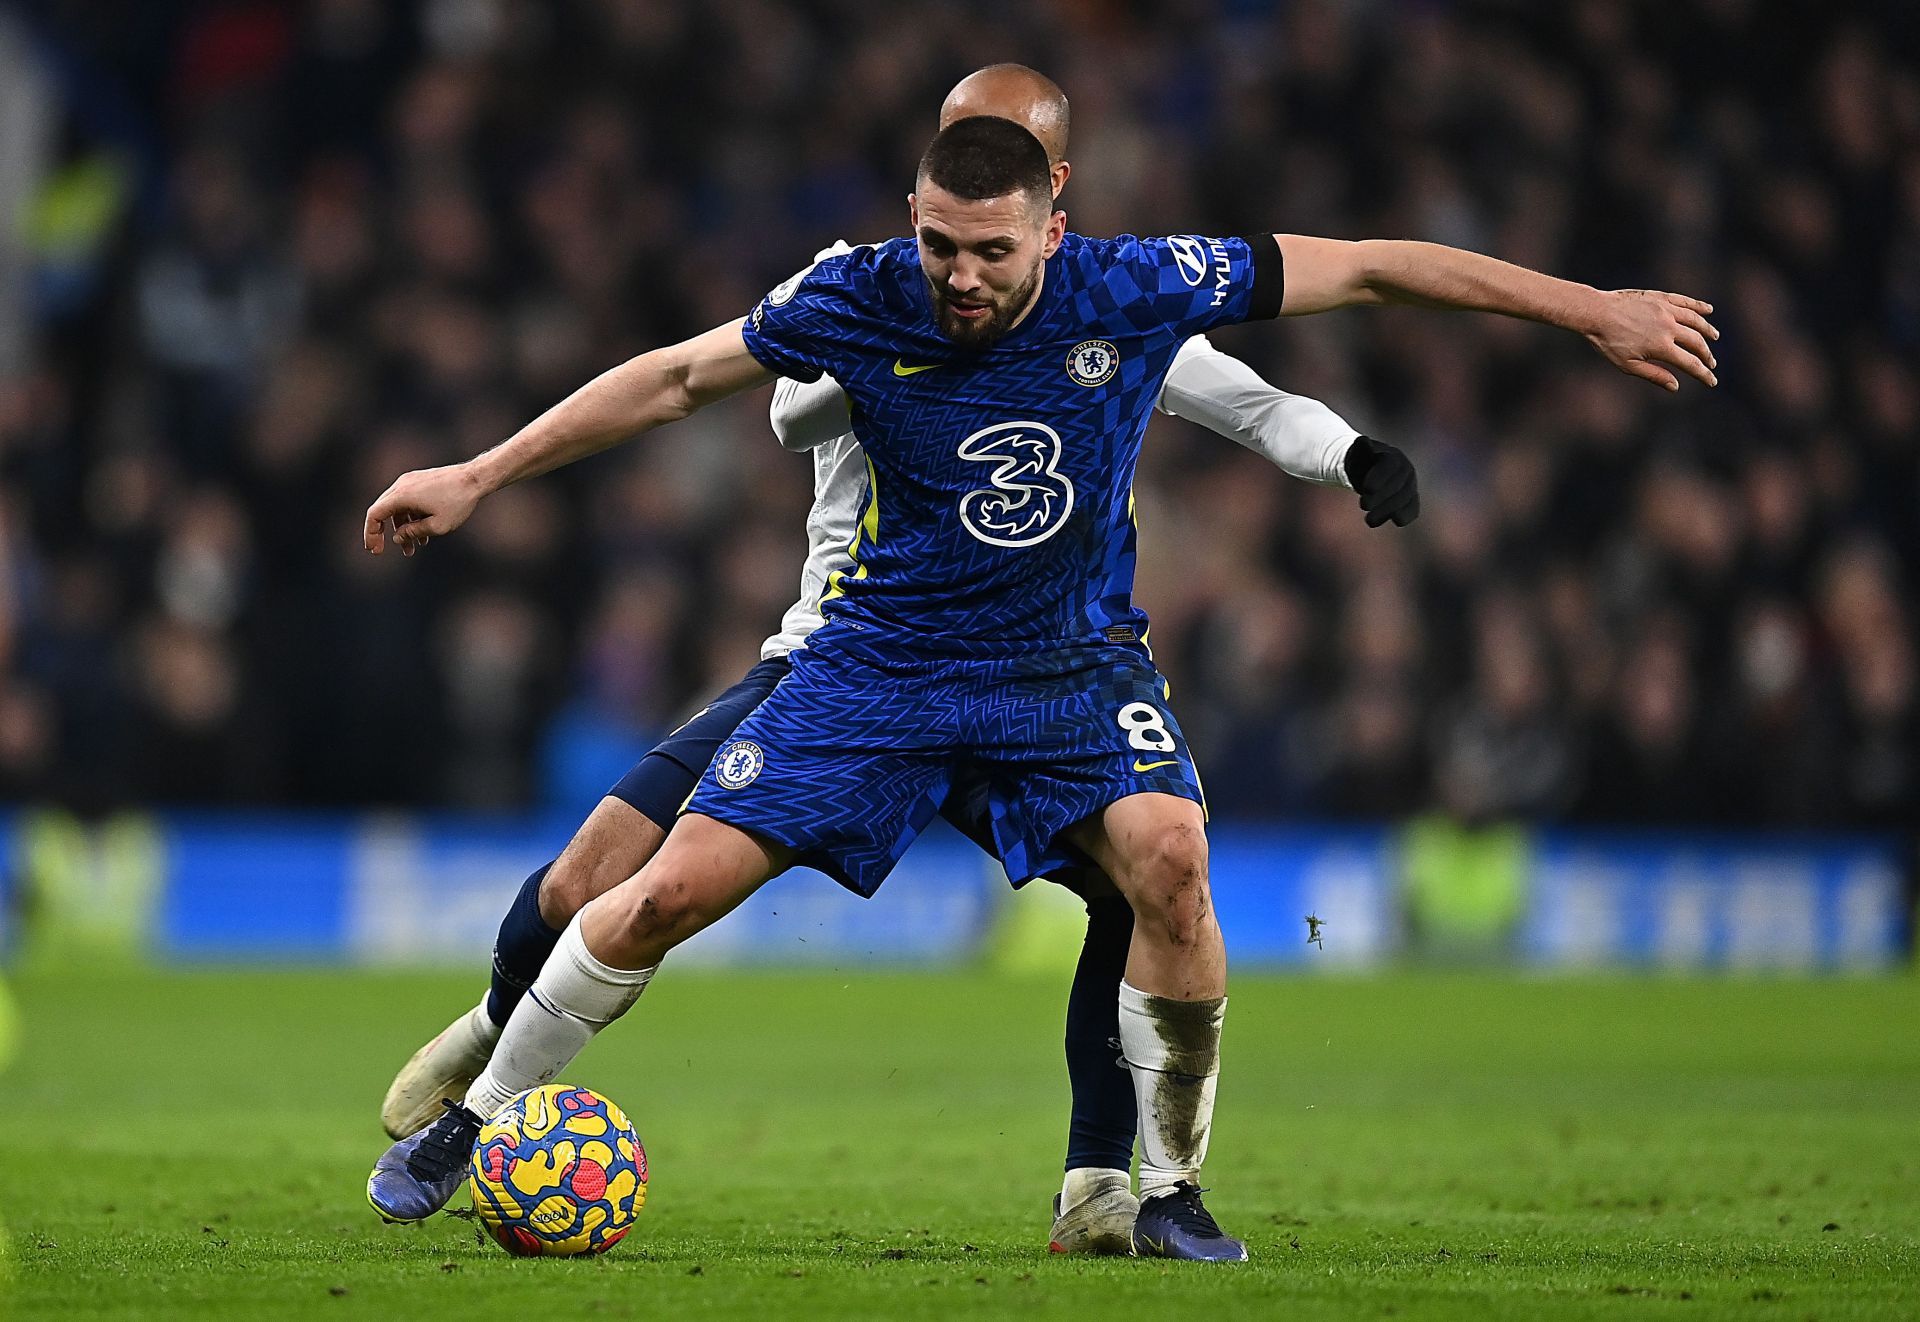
[911,182,1063,348]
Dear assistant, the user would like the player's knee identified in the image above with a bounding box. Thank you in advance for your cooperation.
[1133,817,1208,887]
[598,875,710,958]
[542,808,665,927]
[543,846,643,924]
[538,857,600,926]
[1123,820,1211,946]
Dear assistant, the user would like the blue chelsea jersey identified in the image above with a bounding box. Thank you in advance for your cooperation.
[740,231,1283,659]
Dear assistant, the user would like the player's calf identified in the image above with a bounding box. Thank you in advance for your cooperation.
[461,913,659,1120]
[1120,983,1226,1201]
[453,816,779,1121]
[583,881,711,970]
[1114,818,1214,968]
[1087,802,1222,1000]
[379,800,667,1138]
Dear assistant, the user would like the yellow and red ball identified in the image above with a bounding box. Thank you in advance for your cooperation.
[468,1084,647,1256]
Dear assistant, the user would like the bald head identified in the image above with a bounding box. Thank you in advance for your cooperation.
[940,64,1070,164]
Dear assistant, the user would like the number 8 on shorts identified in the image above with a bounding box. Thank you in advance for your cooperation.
[1117,701,1175,752]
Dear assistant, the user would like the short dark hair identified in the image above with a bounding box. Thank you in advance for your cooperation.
[916,116,1052,214]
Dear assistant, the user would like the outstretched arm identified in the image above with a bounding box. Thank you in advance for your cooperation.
[1160,336,1418,527]
[1274,235,1719,392]
[364,319,775,555]
[1160,336,1356,486]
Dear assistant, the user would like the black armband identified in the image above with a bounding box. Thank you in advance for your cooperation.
[1242,233,1285,320]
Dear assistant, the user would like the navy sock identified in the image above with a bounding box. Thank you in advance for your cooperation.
[1063,892,1138,1173]
[485,864,561,1028]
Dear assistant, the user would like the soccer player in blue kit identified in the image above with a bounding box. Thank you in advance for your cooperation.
[377,65,1414,1261]
[363,116,1718,1259]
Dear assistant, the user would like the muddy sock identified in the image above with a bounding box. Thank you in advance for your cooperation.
[1060,1166,1130,1212]
[1118,980,1224,1202]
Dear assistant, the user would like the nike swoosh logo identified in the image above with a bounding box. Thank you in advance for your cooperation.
[892,359,940,376]
[1133,758,1178,772]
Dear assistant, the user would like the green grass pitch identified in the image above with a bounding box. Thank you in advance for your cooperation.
[7,967,1918,1319]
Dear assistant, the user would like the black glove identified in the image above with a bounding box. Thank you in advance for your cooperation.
[1343,435,1419,528]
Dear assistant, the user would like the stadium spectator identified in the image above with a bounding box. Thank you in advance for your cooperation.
[1,0,1915,833]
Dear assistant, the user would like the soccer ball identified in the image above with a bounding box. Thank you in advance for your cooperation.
[468,1084,648,1256]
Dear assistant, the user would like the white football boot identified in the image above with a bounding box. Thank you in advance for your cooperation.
[1048,1170,1140,1255]
[380,1006,497,1139]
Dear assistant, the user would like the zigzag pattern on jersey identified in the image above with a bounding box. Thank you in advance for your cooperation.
[741,234,1262,660]
[685,644,962,897]
[963,655,1203,882]
[688,642,1201,894]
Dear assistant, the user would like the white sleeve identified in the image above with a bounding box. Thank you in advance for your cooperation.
[770,373,852,452]
[767,239,857,452]
[1155,335,1358,489]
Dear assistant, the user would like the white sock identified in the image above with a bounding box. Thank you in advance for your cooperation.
[1061,1166,1130,1212]
[463,915,656,1118]
[465,997,502,1050]
[1118,980,1225,1202]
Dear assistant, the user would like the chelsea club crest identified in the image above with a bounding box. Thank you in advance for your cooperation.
[1066,339,1119,387]
[714,740,765,789]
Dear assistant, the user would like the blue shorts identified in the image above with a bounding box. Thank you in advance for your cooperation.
[685,638,1204,897]
[605,654,1015,853]
[609,658,793,830]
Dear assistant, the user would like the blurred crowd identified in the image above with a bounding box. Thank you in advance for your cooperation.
[1,0,1916,830]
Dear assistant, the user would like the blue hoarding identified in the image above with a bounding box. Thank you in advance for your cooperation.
[2,810,1908,970]
[1523,831,1910,970]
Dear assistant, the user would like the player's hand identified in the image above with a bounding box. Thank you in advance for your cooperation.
[1343,435,1419,528]
[363,463,485,556]
[1584,290,1719,392]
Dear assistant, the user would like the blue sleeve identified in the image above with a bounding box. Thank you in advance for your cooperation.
[1105,233,1284,337]
[740,255,861,383]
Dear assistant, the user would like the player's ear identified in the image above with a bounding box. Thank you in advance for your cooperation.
[1051,161,1071,197]
[908,193,919,229]
[1041,208,1066,258]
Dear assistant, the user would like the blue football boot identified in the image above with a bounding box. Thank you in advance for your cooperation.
[1131,1182,1249,1262]
[367,1098,484,1223]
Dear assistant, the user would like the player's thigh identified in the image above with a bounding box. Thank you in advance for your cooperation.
[694,734,951,899]
[582,812,791,953]
[687,646,955,898]
[1065,791,1210,920]
[1067,791,1209,883]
